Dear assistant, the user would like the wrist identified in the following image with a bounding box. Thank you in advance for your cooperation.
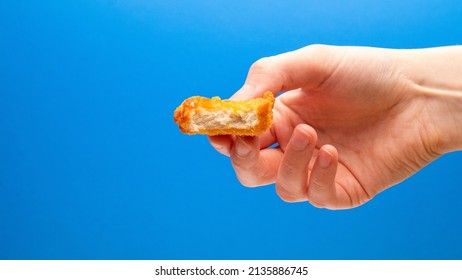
[425,87,462,154]
[397,46,462,153]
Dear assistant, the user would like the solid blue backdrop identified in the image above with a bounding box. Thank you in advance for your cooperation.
[1,0,461,259]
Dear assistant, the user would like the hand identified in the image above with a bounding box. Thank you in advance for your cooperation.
[209,45,462,209]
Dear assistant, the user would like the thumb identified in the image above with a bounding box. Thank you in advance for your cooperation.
[232,44,342,100]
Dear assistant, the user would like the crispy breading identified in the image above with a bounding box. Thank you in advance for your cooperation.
[173,92,275,136]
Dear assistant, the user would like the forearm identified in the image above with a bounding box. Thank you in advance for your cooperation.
[397,46,462,153]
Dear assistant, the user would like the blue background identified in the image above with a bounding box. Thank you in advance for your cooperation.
[1,0,462,259]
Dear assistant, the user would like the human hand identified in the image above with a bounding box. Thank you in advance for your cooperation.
[209,45,462,209]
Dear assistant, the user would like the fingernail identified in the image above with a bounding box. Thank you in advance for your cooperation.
[318,149,332,168]
[235,138,251,157]
[291,132,310,152]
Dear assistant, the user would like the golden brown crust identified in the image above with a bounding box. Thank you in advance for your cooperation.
[173,92,275,136]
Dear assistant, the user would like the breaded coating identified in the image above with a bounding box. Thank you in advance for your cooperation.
[173,92,275,136]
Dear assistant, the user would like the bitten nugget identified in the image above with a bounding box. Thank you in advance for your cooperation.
[173,92,275,136]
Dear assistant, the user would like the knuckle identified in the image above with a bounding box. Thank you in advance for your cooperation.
[230,138,256,162]
[275,183,302,203]
[310,177,327,190]
[280,163,299,178]
[308,198,328,209]
[234,166,267,188]
[306,43,332,55]
[308,181,331,208]
[232,151,252,161]
[230,150,255,164]
[237,177,257,188]
[249,57,272,73]
[211,145,230,156]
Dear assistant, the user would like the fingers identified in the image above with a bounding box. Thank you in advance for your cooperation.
[307,145,339,209]
[276,124,317,202]
[232,44,341,100]
[230,136,283,187]
[208,109,279,157]
[208,135,233,156]
[273,129,346,209]
[208,127,276,157]
[225,129,344,209]
[210,45,340,155]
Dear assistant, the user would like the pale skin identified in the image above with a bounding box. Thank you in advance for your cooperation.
[209,45,462,209]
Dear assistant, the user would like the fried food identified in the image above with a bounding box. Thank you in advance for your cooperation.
[173,92,275,136]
